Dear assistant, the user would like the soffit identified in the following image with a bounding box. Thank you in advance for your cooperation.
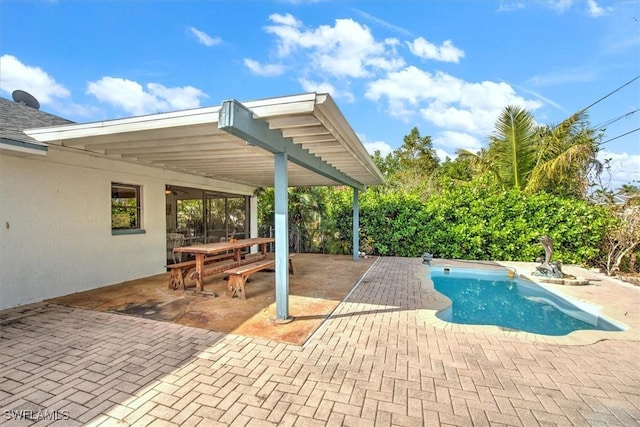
[25,93,384,189]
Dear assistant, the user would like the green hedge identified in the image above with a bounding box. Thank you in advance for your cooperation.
[332,186,611,265]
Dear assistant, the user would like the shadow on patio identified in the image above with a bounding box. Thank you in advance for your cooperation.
[46,254,377,346]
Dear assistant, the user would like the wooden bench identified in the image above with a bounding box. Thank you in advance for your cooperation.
[167,252,236,290]
[225,255,295,299]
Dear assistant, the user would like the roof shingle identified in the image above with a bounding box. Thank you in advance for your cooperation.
[0,96,73,146]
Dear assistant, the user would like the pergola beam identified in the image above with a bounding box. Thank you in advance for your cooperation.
[219,99,365,190]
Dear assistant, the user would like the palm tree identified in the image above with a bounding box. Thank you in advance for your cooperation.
[526,109,600,197]
[457,105,600,197]
[457,106,536,190]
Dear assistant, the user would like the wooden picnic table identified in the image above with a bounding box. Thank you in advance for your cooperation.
[173,237,274,294]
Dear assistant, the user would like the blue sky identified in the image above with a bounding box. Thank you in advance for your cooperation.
[1,0,638,190]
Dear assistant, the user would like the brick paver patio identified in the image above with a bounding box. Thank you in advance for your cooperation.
[1,257,639,426]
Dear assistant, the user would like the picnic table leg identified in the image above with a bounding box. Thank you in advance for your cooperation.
[168,270,176,289]
[227,275,247,299]
[195,254,205,293]
[168,269,186,290]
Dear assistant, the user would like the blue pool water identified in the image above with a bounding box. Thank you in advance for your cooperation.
[431,268,624,336]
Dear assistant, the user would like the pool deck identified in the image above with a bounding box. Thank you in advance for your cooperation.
[1,256,639,426]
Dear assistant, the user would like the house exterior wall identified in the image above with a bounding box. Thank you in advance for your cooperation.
[0,146,258,310]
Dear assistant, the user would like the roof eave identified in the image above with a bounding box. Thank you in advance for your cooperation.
[0,137,48,157]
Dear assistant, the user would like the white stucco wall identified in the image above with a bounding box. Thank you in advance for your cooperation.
[0,146,257,310]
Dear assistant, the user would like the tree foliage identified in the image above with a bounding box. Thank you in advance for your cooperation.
[600,201,640,275]
[372,127,440,197]
[457,106,601,198]
[327,185,611,265]
[256,109,637,272]
[258,186,343,253]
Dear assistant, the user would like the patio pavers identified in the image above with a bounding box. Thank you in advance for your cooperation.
[1,256,639,426]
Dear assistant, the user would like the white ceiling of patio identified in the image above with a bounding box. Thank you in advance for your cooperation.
[25,93,384,189]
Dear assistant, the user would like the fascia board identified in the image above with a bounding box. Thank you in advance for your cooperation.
[24,94,318,143]
[0,138,48,156]
[25,107,221,142]
[315,94,385,185]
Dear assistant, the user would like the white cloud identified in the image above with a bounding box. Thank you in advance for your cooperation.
[421,104,483,134]
[366,67,460,107]
[365,55,406,72]
[146,83,207,110]
[433,131,483,154]
[547,0,574,13]
[435,148,454,162]
[188,27,221,46]
[269,12,303,27]
[54,102,101,120]
[0,54,70,104]
[407,37,465,63]
[357,133,393,156]
[86,77,207,116]
[264,14,401,78]
[586,0,610,17]
[498,0,610,17]
[364,141,393,156]
[298,78,332,95]
[244,59,285,77]
[366,66,542,135]
[298,78,354,102]
[597,150,640,189]
[255,13,544,152]
[367,141,394,157]
[265,13,304,57]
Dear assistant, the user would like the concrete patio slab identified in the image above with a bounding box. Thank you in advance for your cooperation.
[1,256,638,426]
[45,254,376,346]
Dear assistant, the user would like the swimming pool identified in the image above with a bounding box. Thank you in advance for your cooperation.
[431,267,624,336]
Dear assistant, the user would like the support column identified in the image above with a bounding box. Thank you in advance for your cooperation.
[249,195,258,252]
[353,187,359,261]
[274,152,290,321]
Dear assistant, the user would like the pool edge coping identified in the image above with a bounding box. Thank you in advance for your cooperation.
[416,260,639,346]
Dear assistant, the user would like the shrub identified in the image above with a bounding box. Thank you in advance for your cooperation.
[330,185,611,266]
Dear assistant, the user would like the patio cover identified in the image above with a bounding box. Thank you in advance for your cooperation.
[24,92,383,189]
[25,92,384,321]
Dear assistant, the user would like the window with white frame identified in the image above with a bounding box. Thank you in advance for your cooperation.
[111,183,142,231]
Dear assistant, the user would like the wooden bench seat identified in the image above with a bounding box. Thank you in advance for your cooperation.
[225,255,295,299]
[167,252,235,290]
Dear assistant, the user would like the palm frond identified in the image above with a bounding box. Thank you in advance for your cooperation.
[488,105,537,190]
[526,142,597,194]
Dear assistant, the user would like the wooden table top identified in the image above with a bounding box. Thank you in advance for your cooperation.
[173,237,274,255]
